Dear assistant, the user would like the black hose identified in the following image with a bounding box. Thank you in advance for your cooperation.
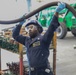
[0,1,76,24]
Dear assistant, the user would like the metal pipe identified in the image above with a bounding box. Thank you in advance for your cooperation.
[53,32,57,75]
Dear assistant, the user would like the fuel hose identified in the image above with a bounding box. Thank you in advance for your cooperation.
[0,1,76,24]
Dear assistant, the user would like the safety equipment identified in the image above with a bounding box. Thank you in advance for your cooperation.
[18,15,26,25]
[25,20,43,33]
[19,20,26,25]
[55,2,66,13]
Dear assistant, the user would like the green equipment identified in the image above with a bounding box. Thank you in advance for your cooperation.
[38,3,76,39]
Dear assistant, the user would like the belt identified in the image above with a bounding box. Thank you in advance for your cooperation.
[30,67,51,73]
[30,67,34,71]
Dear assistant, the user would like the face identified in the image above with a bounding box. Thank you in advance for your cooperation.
[25,24,39,38]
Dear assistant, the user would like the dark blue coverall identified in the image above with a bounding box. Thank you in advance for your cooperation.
[12,15,60,75]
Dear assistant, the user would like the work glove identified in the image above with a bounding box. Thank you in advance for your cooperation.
[55,2,66,13]
[19,15,26,25]
[19,19,26,25]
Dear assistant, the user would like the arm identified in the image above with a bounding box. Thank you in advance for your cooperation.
[42,2,66,45]
[12,24,28,45]
[42,12,59,45]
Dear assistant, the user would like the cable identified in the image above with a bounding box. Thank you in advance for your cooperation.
[0,1,76,24]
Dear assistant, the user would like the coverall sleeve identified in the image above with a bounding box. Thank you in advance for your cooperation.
[12,24,28,45]
[42,15,60,45]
